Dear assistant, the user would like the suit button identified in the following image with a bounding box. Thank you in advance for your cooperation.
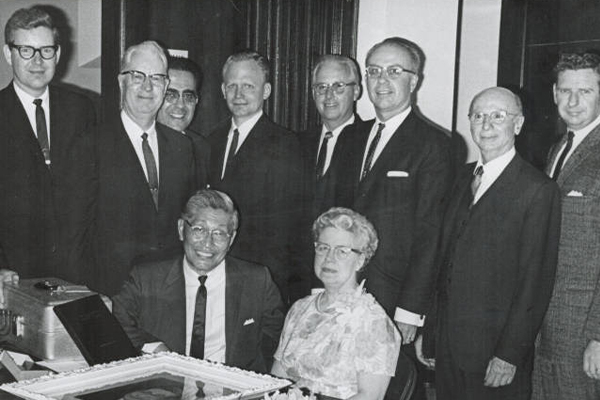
[51,245,57,253]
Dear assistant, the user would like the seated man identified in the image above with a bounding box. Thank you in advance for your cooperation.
[112,189,285,373]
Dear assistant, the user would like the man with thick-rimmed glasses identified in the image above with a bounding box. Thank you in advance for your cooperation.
[0,6,96,282]
[85,41,197,296]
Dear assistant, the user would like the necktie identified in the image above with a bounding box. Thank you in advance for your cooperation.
[551,131,574,181]
[315,131,333,179]
[471,165,484,200]
[141,133,159,209]
[33,99,50,166]
[190,275,208,359]
[361,123,385,181]
[223,128,240,178]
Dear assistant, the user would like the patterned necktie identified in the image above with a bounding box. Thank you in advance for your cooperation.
[190,275,208,359]
[223,128,240,178]
[471,165,484,199]
[551,131,574,181]
[315,131,333,179]
[361,123,385,181]
[141,133,159,209]
[33,99,50,166]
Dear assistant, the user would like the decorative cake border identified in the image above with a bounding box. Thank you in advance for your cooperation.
[0,352,291,400]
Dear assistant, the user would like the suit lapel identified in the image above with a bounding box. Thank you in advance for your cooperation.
[5,84,45,164]
[224,257,243,364]
[225,115,270,178]
[156,124,172,211]
[470,154,522,213]
[163,257,187,353]
[557,124,600,186]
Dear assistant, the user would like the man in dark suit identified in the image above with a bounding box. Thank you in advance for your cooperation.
[90,41,197,296]
[533,52,600,400]
[0,6,95,281]
[338,37,452,345]
[113,189,285,373]
[207,50,305,304]
[157,55,210,186]
[420,87,561,399]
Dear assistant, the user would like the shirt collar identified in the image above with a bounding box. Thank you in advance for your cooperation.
[13,81,49,105]
[183,257,225,286]
[571,112,600,138]
[121,110,157,137]
[375,106,411,133]
[476,146,516,176]
[321,114,355,138]
[231,110,263,136]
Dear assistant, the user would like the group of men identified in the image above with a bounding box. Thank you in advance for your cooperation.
[0,5,599,400]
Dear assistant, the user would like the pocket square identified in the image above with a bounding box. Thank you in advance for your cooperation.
[567,190,583,197]
[387,170,409,177]
[243,318,255,326]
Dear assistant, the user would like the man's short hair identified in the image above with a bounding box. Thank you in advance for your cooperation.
[311,54,361,86]
[222,50,270,82]
[554,52,600,84]
[169,56,204,93]
[120,40,168,73]
[366,37,424,75]
[5,6,59,45]
[182,189,239,232]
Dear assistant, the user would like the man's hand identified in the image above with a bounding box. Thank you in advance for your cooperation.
[583,340,600,380]
[414,334,435,369]
[484,357,516,387]
[396,321,417,344]
[0,269,19,306]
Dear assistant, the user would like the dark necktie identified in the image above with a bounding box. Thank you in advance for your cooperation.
[223,128,240,178]
[190,275,208,359]
[33,99,50,166]
[551,131,574,181]
[141,133,159,209]
[471,165,484,199]
[361,123,385,181]
[315,131,333,179]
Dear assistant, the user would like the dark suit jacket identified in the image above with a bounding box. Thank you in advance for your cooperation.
[337,112,452,316]
[433,154,561,372]
[112,256,286,373]
[184,128,211,190]
[90,117,196,296]
[0,83,95,280]
[207,114,306,302]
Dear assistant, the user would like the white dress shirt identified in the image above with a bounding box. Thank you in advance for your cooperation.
[361,107,411,175]
[221,110,263,179]
[318,115,355,174]
[14,82,50,143]
[121,110,160,183]
[472,147,516,204]
[183,258,226,363]
[549,112,600,176]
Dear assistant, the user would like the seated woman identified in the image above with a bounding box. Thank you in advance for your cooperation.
[272,207,401,400]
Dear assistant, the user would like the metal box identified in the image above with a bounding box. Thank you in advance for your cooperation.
[1,278,98,361]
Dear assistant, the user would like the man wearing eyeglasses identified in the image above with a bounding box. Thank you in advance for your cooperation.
[158,55,210,188]
[113,189,285,373]
[420,87,560,400]
[207,50,305,305]
[0,7,95,281]
[87,41,197,296]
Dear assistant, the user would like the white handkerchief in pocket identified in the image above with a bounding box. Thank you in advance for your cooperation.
[387,170,409,178]
[567,190,583,197]
[243,318,255,326]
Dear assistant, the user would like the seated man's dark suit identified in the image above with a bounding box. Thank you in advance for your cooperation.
[207,115,305,303]
[431,154,561,399]
[112,256,286,373]
[338,112,452,317]
[90,118,197,296]
[0,83,95,280]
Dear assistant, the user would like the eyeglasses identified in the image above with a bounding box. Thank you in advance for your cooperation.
[312,82,356,95]
[468,110,520,125]
[184,220,231,245]
[314,242,362,261]
[165,89,199,105]
[120,70,169,86]
[365,65,416,80]
[223,83,258,95]
[9,44,58,60]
